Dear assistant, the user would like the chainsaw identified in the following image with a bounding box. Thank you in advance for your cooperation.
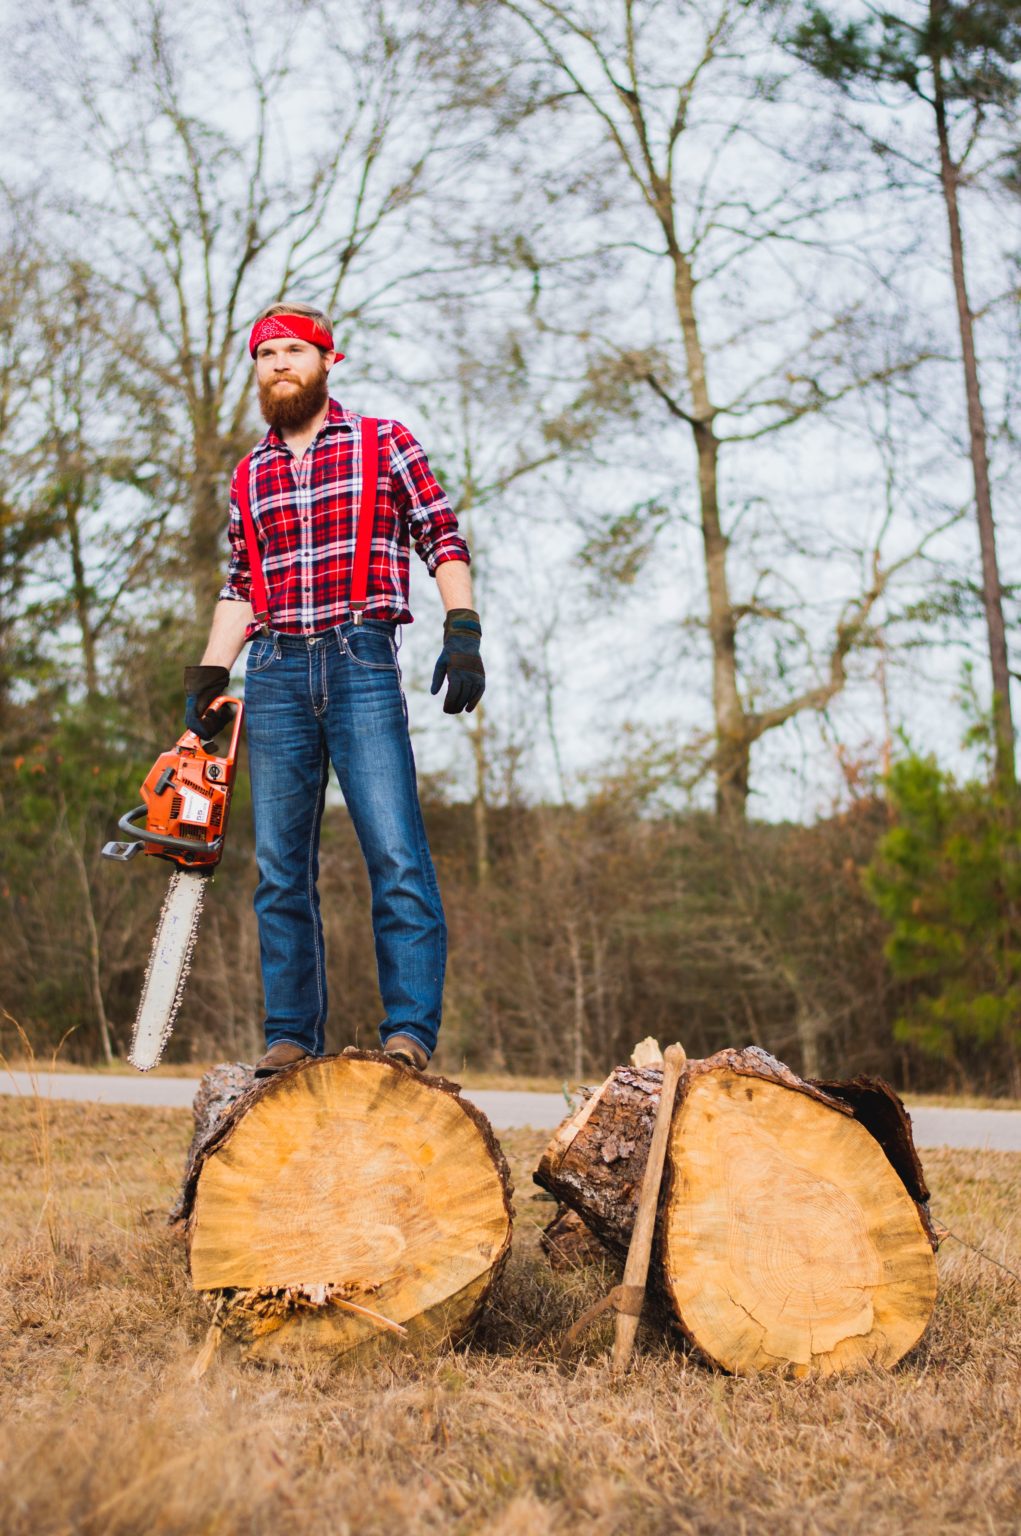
[102,697,244,1071]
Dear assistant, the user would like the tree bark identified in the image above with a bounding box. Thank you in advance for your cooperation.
[932,17,1016,791]
[537,1048,937,1375]
[175,1052,514,1363]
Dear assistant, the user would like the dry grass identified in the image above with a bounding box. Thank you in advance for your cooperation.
[0,1096,1018,1536]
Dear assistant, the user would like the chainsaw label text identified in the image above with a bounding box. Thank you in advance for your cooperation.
[180,790,212,825]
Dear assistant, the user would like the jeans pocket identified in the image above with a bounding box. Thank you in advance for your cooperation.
[345,628,397,670]
[247,636,279,673]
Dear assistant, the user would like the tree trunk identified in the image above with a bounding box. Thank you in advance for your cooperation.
[469,706,491,885]
[565,917,586,1082]
[670,242,750,824]
[60,800,114,1064]
[795,1003,822,1080]
[190,423,233,620]
[175,1052,514,1362]
[932,31,1016,791]
[536,1049,937,1375]
[695,422,749,823]
[65,491,99,700]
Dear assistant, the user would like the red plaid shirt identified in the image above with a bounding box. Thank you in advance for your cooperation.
[219,399,469,634]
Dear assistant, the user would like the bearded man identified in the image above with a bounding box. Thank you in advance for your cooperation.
[184,301,484,1076]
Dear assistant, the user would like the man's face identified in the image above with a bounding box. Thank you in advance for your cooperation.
[255,338,334,432]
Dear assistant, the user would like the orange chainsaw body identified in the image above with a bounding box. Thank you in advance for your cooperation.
[107,697,245,870]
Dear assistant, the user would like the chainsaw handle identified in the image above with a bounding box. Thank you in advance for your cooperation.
[214,695,243,764]
[117,805,223,861]
[193,695,244,760]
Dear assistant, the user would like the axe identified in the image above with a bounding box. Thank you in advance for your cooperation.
[562,1042,687,1371]
[612,1041,687,1373]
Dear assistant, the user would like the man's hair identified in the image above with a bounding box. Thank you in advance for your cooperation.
[255,300,333,335]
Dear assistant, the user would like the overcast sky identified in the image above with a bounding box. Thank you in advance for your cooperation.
[3,0,1018,821]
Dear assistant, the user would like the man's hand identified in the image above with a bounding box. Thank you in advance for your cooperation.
[184,664,233,739]
[430,609,485,715]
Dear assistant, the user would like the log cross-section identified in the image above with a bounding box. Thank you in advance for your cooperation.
[178,1052,513,1362]
[536,1048,938,1376]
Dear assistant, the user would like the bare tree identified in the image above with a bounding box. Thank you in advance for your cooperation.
[8,0,475,614]
[450,0,954,820]
[21,269,172,698]
[791,0,1021,790]
[408,307,584,871]
[0,208,54,725]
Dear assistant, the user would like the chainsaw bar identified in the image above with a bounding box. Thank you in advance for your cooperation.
[129,868,208,1071]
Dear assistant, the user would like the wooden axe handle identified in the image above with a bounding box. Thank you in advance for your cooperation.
[611,1042,687,1374]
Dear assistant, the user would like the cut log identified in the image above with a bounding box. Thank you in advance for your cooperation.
[629,1036,664,1069]
[176,1051,513,1362]
[536,1047,938,1376]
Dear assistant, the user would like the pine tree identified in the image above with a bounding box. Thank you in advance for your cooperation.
[866,754,1021,1095]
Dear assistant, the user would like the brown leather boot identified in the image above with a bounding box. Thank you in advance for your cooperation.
[254,1041,311,1077]
[383,1034,430,1071]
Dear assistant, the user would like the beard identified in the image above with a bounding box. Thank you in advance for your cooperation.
[258,362,330,432]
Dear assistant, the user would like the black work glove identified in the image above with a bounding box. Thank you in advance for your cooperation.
[430,609,485,715]
[184,664,232,740]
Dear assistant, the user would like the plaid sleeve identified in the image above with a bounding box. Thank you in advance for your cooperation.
[389,420,470,575]
[217,465,252,603]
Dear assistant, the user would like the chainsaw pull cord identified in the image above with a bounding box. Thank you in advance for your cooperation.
[235,417,380,632]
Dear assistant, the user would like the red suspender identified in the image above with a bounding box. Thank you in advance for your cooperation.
[349,417,378,623]
[234,453,270,627]
[234,417,379,630]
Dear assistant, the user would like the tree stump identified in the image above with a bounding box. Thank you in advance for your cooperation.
[536,1047,938,1376]
[176,1052,513,1362]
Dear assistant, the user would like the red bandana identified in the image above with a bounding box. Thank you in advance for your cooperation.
[248,314,344,362]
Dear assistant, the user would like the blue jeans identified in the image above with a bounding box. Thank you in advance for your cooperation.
[243,621,446,1059]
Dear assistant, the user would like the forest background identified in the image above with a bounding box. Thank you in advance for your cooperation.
[1,0,1019,1095]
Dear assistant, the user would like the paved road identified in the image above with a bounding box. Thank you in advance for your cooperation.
[0,1069,576,1130]
[906,1106,1021,1154]
[3,1069,1021,1150]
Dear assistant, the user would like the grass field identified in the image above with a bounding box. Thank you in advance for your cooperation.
[1,1094,1019,1535]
